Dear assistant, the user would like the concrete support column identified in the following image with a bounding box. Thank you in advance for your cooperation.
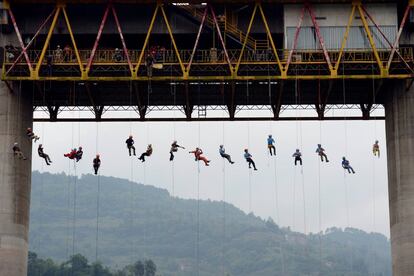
[385,81,414,275]
[0,80,33,276]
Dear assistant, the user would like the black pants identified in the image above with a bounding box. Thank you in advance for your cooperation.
[221,153,233,163]
[246,158,257,170]
[94,165,100,175]
[40,154,51,165]
[170,151,175,161]
[268,145,276,156]
[319,153,328,162]
[128,145,136,156]
[139,153,150,162]
[295,157,302,166]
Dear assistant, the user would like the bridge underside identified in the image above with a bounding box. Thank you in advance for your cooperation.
[26,79,388,121]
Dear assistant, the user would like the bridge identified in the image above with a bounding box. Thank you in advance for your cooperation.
[0,0,413,274]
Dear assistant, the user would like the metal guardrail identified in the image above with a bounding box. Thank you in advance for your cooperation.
[4,48,413,66]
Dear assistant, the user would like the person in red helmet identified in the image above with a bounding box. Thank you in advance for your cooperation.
[93,154,101,175]
[189,147,210,166]
[64,148,77,159]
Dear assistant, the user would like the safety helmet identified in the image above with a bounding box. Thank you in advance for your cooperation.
[129,135,133,138]
[296,149,299,152]
[318,144,321,147]
[375,140,379,143]
[220,145,224,148]
[39,144,42,147]
[342,157,346,160]
[27,127,32,131]
[173,140,177,143]
[96,154,100,158]
[79,146,82,150]
[57,45,60,48]
[14,142,18,146]
[73,148,77,151]
[269,134,272,137]
[244,149,248,152]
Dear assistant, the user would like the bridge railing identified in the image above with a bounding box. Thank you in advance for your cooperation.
[4,48,413,66]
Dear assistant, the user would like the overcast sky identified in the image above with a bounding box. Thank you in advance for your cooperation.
[31,108,390,237]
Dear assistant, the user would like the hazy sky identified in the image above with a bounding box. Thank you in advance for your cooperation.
[32,108,390,237]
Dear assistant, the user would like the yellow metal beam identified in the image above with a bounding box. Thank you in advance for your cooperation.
[34,7,61,78]
[160,4,186,77]
[3,74,413,82]
[258,3,283,75]
[235,3,258,76]
[356,3,385,75]
[334,4,355,72]
[62,6,84,74]
[133,4,159,78]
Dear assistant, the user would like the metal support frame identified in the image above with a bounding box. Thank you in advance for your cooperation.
[85,3,132,77]
[361,5,413,74]
[285,6,305,73]
[334,4,356,72]
[47,105,60,121]
[7,8,32,71]
[5,8,56,76]
[183,81,193,119]
[356,2,384,75]
[315,80,333,119]
[133,82,148,120]
[387,3,412,71]
[227,81,236,119]
[271,81,284,119]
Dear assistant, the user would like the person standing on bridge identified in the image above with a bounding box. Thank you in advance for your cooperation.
[267,135,276,156]
[38,144,52,166]
[93,154,101,175]
[126,135,136,156]
[292,149,302,166]
[189,147,210,166]
[139,144,153,162]
[373,140,380,158]
[219,145,235,164]
[12,143,27,160]
[244,149,257,170]
[170,140,185,161]
[316,144,329,162]
[342,157,355,174]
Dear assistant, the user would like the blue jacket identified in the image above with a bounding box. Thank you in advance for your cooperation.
[219,147,225,155]
[244,152,252,159]
[267,137,275,145]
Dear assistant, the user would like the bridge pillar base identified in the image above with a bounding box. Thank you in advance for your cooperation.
[385,81,414,275]
[0,80,33,276]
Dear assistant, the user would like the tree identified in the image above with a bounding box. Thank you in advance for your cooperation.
[144,259,156,276]
[133,260,145,276]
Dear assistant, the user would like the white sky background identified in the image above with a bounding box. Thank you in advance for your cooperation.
[31,109,389,238]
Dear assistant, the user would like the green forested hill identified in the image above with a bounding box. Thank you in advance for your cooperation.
[29,171,391,276]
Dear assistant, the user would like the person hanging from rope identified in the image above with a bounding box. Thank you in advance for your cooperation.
[342,157,355,174]
[146,53,155,77]
[64,148,77,159]
[93,154,101,175]
[315,144,329,162]
[38,144,52,165]
[219,145,235,164]
[170,140,185,161]
[244,149,257,170]
[189,147,210,166]
[292,149,303,166]
[138,144,153,162]
[125,135,136,156]
[75,146,83,162]
[267,135,276,156]
[26,127,40,143]
[12,143,27,160]
[372,140,380,158]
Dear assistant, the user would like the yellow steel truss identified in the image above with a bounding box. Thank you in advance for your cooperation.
[2,1,413,81]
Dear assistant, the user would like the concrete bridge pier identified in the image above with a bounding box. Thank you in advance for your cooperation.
[0,80,33,276]
[385,81,414,275]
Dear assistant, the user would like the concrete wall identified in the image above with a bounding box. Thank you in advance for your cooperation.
[0,79,33,276]
[385,81,414,275]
